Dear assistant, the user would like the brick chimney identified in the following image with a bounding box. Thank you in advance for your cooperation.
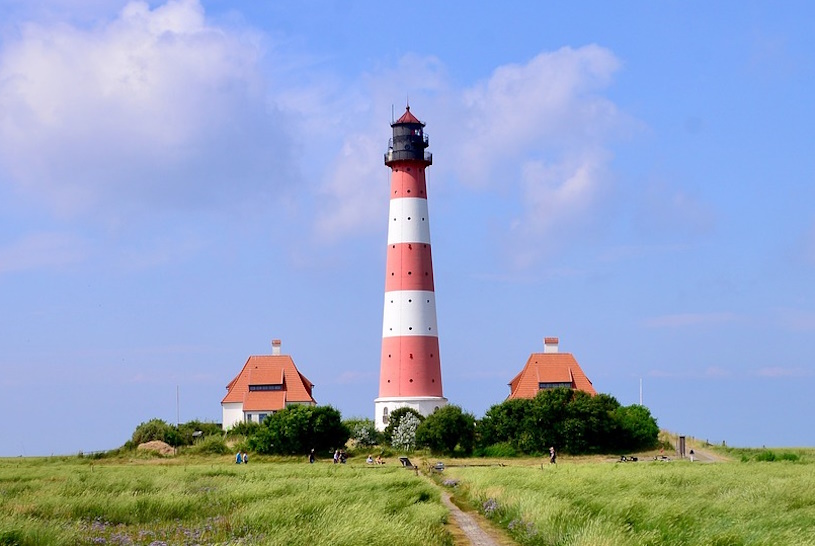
[271,339,282,356]
[544,337,559,353]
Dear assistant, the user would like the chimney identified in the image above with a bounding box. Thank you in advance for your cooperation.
[271,339,282,356]
[544,337,559,353]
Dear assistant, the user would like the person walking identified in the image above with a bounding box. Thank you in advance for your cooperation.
[549,446,557,464]
[309,449,315,464]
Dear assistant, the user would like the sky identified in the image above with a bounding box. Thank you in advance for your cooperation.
[1,0,814,456]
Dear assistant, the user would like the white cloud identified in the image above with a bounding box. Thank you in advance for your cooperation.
[312,46,628,260]
[454,45,622,187]
[0,0,294,219]
[0,232,88,273]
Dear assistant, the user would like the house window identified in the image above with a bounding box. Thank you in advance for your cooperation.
[245,414,252,422]
[538,382,572,390]
[382,407,389,425]
[259,413,267,422]
[249,384,283,391]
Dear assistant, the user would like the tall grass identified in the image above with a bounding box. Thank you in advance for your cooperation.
[0,456,451,546]
[443,458,815,545]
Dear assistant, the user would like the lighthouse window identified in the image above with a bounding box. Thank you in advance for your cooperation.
[407,189,411,193]
[407,216,411,220]
[409,379,413,382]
[408,299,412,303]
[408,271,412,275]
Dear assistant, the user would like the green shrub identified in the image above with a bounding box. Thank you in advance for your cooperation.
[131,418,174,445]
[474,442,518,458]
[345,418,380,447]
[755,450,777,462]
[383,407,424,444]
[415,405,476,456]
[247,405,349,455]
[186,435,230,455]
[225,420,260,438]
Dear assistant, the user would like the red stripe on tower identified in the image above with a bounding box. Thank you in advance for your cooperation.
[375,106,447,431]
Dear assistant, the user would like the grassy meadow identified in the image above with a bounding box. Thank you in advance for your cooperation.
[0,455,450,546]
[2,449,815,546]
[442,450,815,546]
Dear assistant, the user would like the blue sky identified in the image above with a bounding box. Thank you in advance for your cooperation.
[1,0,813,456]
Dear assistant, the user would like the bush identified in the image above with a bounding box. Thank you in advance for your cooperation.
[477,389,659,456]
[391,413,422,452]
[473,442,518,458]
[415,405,476,456]
[613,405,659,451]
[129,419,224,448]
[226,420,260,438]
[383,407,424,444]
[131,419,174,446]
[247,405,350,455]
[345,418,380,447]
[186,435,230,455]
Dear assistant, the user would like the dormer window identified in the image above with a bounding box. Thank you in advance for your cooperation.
[249,384,283,391]
[538,382,572,390]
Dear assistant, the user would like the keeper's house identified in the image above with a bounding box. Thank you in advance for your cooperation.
[508,337,597,399]
[221,339,316,430]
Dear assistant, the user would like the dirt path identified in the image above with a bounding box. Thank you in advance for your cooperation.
[440,491,514,546]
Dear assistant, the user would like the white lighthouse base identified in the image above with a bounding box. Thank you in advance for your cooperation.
[374,396,448,431]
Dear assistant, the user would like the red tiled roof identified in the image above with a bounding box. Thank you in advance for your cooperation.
[508,352,596,399]
[395,106,422,124]
[243,390,286,411]
[221,354,316,411]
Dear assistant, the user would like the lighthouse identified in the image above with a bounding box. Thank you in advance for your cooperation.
[375,106,447,431]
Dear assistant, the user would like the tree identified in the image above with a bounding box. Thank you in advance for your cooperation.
[613,404,659,451]
[344,418,380,447]
[477,398,534,450]
[248,405,350,455]
[391,412,422,452]
[415,405,476,455]
[476,388,655,455]
[383,407,424,444]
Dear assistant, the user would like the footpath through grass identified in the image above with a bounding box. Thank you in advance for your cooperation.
[442,454,815,546]
[0,456,451,546]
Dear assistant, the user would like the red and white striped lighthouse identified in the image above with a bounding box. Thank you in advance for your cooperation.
[375,106,447,431]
